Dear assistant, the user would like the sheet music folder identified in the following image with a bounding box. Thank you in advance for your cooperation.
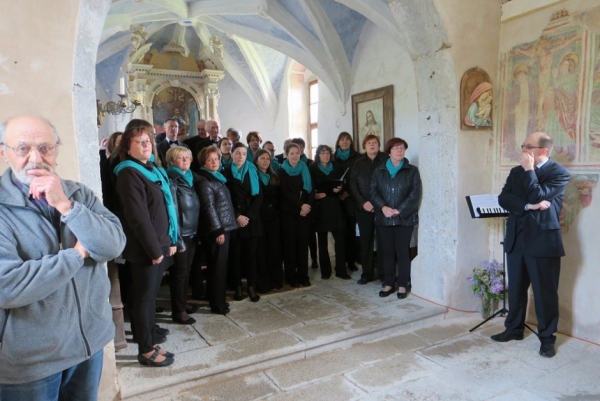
[465,194,508,218]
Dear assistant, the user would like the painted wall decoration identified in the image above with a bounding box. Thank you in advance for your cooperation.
[151,87,199,135]
[460,68,493,130]
[560,173,598,233]
[351,85,394,151]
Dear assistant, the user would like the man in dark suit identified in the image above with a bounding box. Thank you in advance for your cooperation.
[493,132,570,358]
[194,120,221,156]
[185,119,206,172]
[157,118,188,167]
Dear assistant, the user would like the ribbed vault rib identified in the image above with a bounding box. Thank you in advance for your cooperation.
[188,0,262,16]
[333,0,404,45]
[97,21,173,63]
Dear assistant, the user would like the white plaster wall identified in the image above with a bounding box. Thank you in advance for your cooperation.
[218,73,289,150]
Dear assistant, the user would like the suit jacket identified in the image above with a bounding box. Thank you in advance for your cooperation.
[184,135,205,172]
[498,158,570,258]
[156,139,188,167]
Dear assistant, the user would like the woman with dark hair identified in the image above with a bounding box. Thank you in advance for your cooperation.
[114,122,177,367]
[224,142,263,301]
[100,131,122,213]
[254,149,283,292]
[245,131,263,163]
[218,137,233,171]
[370,137,421,299]
[348,134,388,285]
[333,131,360,272]
[309,145,349,280]
[195,146,238,315]
[277,143,314,287]
[165,146,200,324]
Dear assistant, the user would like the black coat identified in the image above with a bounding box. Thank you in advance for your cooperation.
[370,158,421,227]
[498,159,570,257]
[348,152,388,211]
[195,169,238,239]
[259,177,280,222]
[156,139,188,168]
[309,163,345,232]
[277,168,315,216]
[224,169,264,238]
[184,135,206,172]
[167,170,200,245]
[333,148,360,216]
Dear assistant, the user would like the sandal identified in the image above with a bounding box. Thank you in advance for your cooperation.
[154,345,175,358]
[138,349,174,367]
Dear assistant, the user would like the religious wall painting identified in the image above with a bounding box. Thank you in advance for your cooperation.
[352,85,393,151]
[560,173,598,233]
[460,68,493,130]
[151,87,199,135]
[585,33,600,161]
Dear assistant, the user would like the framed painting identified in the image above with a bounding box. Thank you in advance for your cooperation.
[151,86,199,135]
[460,67,493,130]
[352,85,394,151]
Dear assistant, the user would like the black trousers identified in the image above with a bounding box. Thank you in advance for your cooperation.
[169,236,196,318]
[309,221,317,261]
[317,231,346,278]
[281,212,310,285]
[377,225,413,288]
[342,210,357,267]
[189,239,206,300]
[356,210,384,281]
[230,235,259,288]
[505,231,561,344]
[257,218,284,291]
[128,253,170,354]
[205,233,230,310]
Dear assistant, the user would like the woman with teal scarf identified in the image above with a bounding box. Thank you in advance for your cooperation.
[370,138,421,300]
[165,146,200,325]
[224,142,264,302]
[218,137,233,171]
[277,142,314,287]
[114,122,176,367]
[309,144,349,280]
[333,131,360,272]
[245,131,262,163]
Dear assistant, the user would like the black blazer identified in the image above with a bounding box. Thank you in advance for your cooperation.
[156,139,188,167]
[499,158,570,258]
[224,169,264,238]
[309,163,345,232]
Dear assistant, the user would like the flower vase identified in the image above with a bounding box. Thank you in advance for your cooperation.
[481,298,497,319]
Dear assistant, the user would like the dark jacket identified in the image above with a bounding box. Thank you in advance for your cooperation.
[184,135,205,172]
[499,159,570,258]
[156,139,188,168]
[224,169,264,238]
[195,169,238,238]
[348,152,388,211]
[258,177,280,222]
[167,170,200,247]
[277,168,315,216]
[370,158,421,227]
[309,163,345,232]
[333,148,360,216]
[115,157,172,263]
[100,154,119,214]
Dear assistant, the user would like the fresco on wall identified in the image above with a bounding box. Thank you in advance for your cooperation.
[460,67,493,130]
[151,87,199,135]
[560,174,598,233]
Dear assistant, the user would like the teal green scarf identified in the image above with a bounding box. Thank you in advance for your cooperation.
[114,159,178,244]
[300,154,308,164]
[201,167,227,184]
[318,162,334,176]
[282,159,312,192]
[270,158,281,172]
[246,146,260,163]
[232,161,260,196]
[335,147,350,161]
[166,165,193,187]
[258,170,271,186]
[386,158,405,179]
[221,155,233,171]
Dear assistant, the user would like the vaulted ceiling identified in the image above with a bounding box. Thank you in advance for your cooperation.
[97,0,403,119]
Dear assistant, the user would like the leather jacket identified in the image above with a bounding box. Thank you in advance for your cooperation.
[348,152,388,211]
[194,169,238,238]
[370,158,421,227]
[167,170,200,246]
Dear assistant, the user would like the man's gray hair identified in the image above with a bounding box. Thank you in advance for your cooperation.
[0,116,62,145]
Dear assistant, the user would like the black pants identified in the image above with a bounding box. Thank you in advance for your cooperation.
[189,239,206,300]
[505,232,561,343]
[230,235,259,288]
[357,210,384,281]
[281,212,310,285]
[169,236,196,318]
[205,233,230,310]
[309,221,317,261]
[257,218,284,291]
[342,208,358,268]
[128,253,170,354]
[317,231,346,278]
[377,225,413,288]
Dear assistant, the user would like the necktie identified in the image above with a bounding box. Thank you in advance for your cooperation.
[169,140,177,145]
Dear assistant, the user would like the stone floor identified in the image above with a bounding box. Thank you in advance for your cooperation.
[116,268,600,401]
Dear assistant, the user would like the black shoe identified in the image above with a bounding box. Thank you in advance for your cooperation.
[490,331,524,342]
[397,291,408,299]
[154,325,170,336]
[335,273,352,280]
[357,277,372,285]
[138,350,174,367]
[172,315,196,325]
[234,286,245,301]
[300,280,311,287]
[379,287,395,297]
[155,306,166,313]
[185,304,200,314]
[247,287,261,302]
[539,343,556,358]
[154,345,175,358]
[321,275,331,280]
[289,282,302,288]
[348,264,359,272]
[210,306,230,315]
[311,259,319,269]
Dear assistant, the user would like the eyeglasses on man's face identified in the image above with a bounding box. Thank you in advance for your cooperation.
[521,144,544,150]
[3,143,59,157]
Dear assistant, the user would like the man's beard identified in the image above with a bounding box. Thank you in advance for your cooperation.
[11,162,55,185]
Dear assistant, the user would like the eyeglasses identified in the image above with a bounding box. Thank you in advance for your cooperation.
[521,144,544,150]
[133,139,152,146]
[2,143,59,157]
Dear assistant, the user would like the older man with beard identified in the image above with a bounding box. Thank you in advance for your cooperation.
[0,116,126,400]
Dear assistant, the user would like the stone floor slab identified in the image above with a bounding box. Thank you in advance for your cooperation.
[416,334,500,367]
[192,313,250,345]
[227,303,302,335]
[315,290,380,313]
[176,372,278,401]
[266,376,366,401]
[367,374,477,401]
[267,292,351,322]
[343,332,430,365]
